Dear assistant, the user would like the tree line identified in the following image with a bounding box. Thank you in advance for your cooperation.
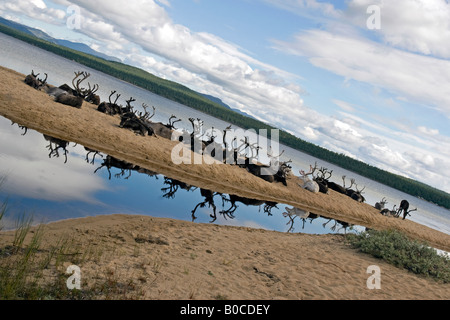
[1,24,449,210]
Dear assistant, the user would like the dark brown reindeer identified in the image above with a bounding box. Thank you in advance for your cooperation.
[327,175,347,194]
[396,200,417,220]
[145,114,181,140]
[71,71,100,105]
[24,70,48,90]
[119,101,156,137]
[344,178,366,202]
[55,71,99,108]
[55,93,84,108]
[98,90,122,115]
[314,165,332,194]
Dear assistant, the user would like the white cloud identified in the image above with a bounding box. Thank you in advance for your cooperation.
[273,29,450,119]
[39,0,305,132]
[262,0,342,19]
[0,0,66,24]
[418,126,439,136]
[333,99,356,112]
[345,0,450,59]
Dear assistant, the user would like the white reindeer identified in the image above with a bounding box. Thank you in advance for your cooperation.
[298,165,320,193]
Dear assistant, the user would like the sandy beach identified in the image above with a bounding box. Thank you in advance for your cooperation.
[0,65,449,300]
[1,214,449,300]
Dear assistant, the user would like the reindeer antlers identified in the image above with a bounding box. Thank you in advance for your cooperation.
[72,71,99,99]
[141,104,156,120]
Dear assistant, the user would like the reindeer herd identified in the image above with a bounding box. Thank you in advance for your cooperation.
[22,69,418,225]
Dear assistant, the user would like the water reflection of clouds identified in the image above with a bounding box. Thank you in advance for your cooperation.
[0,117,109,205]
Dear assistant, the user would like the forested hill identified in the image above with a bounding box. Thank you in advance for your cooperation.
[1,23,449,210]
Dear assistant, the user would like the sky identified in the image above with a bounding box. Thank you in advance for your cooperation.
[1,0,450,193]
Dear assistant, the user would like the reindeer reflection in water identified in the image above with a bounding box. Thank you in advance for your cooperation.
[217,194,278,223]
[43,134,71,164]
[161,177,197,199]
[282,206,353,234]
[94,155,159,180]
[190,191,279,223]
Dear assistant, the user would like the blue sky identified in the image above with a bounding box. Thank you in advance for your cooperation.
[1,0,450,193]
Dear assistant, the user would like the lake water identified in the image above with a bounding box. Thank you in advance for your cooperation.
[1,31,449,236]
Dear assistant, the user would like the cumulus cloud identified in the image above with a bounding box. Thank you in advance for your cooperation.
[41,0,304,130]
[273,29,450,119]
[345,0,450,59]
[0,0,66,24]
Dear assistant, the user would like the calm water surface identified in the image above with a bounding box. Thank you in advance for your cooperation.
[0,32,449,236]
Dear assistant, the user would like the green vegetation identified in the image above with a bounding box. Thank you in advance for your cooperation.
[347,229,450,283]
[1,23,450,210]
[0,211,140,300]
[0,179,141,300]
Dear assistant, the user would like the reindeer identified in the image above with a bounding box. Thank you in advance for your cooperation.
[298,164,320,193]
[98,91,122,115]
[24,70,48,90]
[396,200,417,220]
[380,205,397,217]
[351,184,366,202]
[84,147,103,165]
[201,127,226,161]
[183,118,207,154]
[55,71,100,107]
[344,178,366,202]
[312,163,331,194]
[283,207,310,232]
[71,71,100,104]
[245,160,290,186]
[144,114,181,140]
[55,93,84,108]
[327,175,347,194]
[375,197,388,210]
[119,101,157,137]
